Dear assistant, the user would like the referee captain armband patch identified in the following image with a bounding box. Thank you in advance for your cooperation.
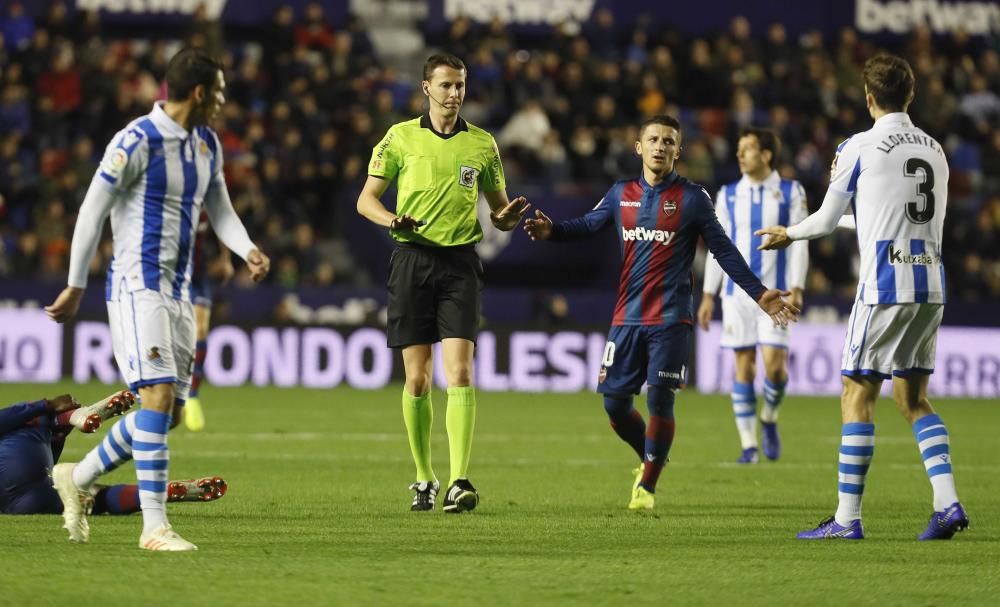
[459,165,479,188]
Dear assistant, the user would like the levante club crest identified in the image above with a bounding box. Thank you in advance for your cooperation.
[662,199,678,216]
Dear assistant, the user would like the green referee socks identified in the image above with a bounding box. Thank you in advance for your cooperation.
[446,386,477,484]
[402,390,435,483]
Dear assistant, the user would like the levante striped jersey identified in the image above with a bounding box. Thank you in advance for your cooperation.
[551,171,767,326]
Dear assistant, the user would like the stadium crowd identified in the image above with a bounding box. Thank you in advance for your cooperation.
[1,2,998,301]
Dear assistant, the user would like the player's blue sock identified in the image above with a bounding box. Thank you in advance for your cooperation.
[731,380,757,449]
[134,409,171,533]
[639,386,675,493]
[92,484,141,515]
[603,395,645,460]
[190,339,207,398]
[760,377,786,423]
[912,414,960,511]
[73,411,137,489]
[835,422,874,526]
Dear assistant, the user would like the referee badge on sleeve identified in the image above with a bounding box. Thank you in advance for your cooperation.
[459,165,479,188]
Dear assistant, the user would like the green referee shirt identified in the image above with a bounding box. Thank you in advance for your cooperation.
[368,114,506,247]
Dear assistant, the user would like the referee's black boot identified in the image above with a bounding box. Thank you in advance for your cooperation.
[443,479,479,513]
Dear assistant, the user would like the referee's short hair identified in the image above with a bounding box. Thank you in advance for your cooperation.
[166,47,223,101]
[639,114,682,137]
[423,53,467,81]
[740,127,781,165]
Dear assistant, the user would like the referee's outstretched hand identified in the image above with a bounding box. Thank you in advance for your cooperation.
[389,214,425,232]
[491,196,530,231]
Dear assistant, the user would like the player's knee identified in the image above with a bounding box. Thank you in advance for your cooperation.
[765,367,787,384]
[404,374,432,397]
[138,383,175,412]
[603,395,632,418]
[646,385,676,419]
[445,365,473,388]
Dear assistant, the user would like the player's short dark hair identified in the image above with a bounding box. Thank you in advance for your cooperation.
[740,127,781,165]
[639,114,682,137]
[165,47,222,101]
[423,53,467,82]
[863,54,915,112]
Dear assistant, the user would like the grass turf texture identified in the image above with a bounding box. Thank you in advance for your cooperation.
[0,381,997,606]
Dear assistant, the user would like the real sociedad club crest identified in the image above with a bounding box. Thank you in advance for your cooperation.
[662,199,677,216]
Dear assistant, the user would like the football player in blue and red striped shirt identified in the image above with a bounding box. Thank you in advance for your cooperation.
[525,115,798,510]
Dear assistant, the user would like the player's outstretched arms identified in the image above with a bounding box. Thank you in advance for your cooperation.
[756,289,800,328]
[755,225,792,250]
[524,209,554,241]
[45,287,85,323]
[696,296,715,330]
[246,249,271,283]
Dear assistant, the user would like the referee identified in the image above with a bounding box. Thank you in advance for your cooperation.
[357,54,529,513]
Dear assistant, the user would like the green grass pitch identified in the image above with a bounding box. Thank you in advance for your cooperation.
[0,381,997,606]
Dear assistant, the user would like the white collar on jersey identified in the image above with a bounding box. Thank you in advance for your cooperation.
[739,169,781,189]
[150,101,192,139]
[872,112,913,129]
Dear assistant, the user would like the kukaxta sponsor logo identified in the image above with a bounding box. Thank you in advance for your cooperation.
[887,242,939,265]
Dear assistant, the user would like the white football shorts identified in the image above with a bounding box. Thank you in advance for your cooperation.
[107,287,196,402]
[841,297,943,379]
[720,292,790,350]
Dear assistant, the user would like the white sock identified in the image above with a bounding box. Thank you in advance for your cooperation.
[133,409,171,533]
[834,422,874,526]
[73,412,137,489]
[732,381,757,449]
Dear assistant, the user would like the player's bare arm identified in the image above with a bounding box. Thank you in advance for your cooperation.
[696,296,715,330]
[523,209,554,241]
[483,190,530,231]
[789,287,804,311]
[357,175,426,231]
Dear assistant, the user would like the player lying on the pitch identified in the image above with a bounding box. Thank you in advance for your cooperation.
[0,391,226,515]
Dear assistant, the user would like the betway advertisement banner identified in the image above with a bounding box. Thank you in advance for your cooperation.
[429,0,1000,36]
[56,0,1000,36]
[2,310,998,397]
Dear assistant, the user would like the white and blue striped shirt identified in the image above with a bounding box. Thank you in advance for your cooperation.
[67,102,255,301]
[704,171,809,299]
[788,113,947,305]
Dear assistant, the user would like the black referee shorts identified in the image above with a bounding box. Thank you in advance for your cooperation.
[386,243,483,348]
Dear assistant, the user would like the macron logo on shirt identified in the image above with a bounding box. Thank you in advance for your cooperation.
[622,226,676,245]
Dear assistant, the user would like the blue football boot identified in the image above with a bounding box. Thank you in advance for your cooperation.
[797,516,865,540]
[761,422,781,461]
[918,502,969,540]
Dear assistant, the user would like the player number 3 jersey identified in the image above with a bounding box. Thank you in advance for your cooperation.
[831,113,948,305]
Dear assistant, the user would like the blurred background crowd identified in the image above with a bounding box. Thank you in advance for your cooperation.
[1,1,998,303]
